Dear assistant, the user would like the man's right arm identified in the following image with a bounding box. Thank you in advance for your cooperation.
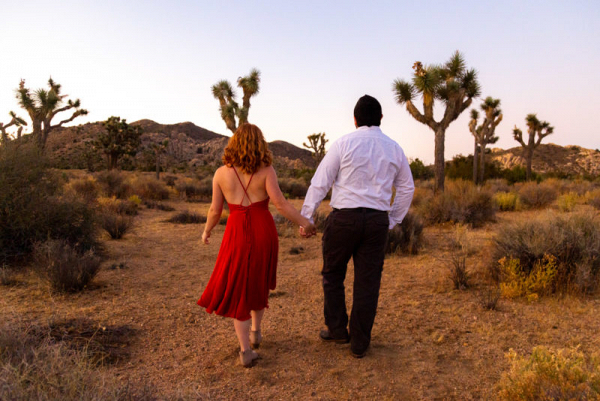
[389,147,415,229]
[300,141,341,223]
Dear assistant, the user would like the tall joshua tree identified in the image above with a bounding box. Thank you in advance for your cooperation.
[393,51,481,192]
[15,78,88,150]
[303,132,328,164]
[0,111,27,144]
[95,116,142,170]
[211,68,260,134]
[152,139,169,180]
[513,114,553,180]
[468,97,502,184]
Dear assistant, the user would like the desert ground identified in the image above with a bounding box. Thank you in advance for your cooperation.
[2,182,600,400]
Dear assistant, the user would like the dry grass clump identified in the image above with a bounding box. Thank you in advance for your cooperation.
[584,189,600,210]
[497,346,600,400]
[494,191,521,211]
[385,212,424,255]
[278,178,309,199]
[34,240,101,293]
[0,265,17,286]
[416,179,495,227]
[274,214,296,237]
[95,170,130,198]
[483,178,511,194]
[98,196,139,216]
[101,213,134,239]
[167,210,206,224]
[175,177,212,201]
[557,192,579,212]
[144,199,176,211]
[492,212,600,294]
[517,182,558,209]
[446,225,473,290]
[129,176,171,200]
[0,320,153,400]
[67,176,100,203]
[410,187,434,209]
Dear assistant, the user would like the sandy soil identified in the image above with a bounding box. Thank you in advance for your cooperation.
[3,199,600,400]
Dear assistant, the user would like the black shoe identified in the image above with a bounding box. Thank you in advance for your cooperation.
[350,348,367,358]
[319,329,350,344]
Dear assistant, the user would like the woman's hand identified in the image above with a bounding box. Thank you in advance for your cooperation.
[202,229,211,244]
[300,223,317,238]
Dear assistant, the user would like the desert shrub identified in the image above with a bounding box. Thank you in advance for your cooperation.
[499,255,558,300]
[492,212,600,294]
[517,182,558,209]
[34,240,101,293]
[0,321,154,400]
[585,189,600,210]
[484,178,511,194]
[163,174,178,187]
[0,265,17,286]
[0,145,99,263]
[446,225,472,290]
[97,196,138,216]
[497,346,600,400]
[274,214,295,237]
[130,176,170,200]
[143,199,175,211]
[417,179,495,227]
[167,211,206,224]
[557,192,578,212]
[278,178,308,199]
[494,191,521,211]
[176,177,212,201]
[410,187,434,209]
[95,170,129,198]
[68,177,99,203]
[479,286,501,310]
[101,213,133,239]
[385,211,423,255]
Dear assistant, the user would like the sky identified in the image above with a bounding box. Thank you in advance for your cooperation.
[1,0,599,164]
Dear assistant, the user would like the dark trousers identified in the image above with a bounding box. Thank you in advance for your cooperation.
[321,207,389,353]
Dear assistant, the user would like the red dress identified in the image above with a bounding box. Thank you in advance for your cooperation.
[197,169,279,321]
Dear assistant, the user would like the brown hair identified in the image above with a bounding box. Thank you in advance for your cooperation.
[222,123,273,174]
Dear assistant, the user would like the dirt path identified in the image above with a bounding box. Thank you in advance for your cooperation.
[3,202,600,400]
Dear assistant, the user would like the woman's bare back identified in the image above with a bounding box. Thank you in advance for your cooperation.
[217,165,270,206]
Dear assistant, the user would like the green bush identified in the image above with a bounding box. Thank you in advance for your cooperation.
[0,144,98,263]
[34,240,101,293]
[417,179,496,227]
[517,182,558,209]
[385,212,424,255]
[497,346,600,400]
[492,212,600,294]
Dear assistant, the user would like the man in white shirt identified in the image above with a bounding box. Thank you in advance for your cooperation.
[300,95,414,358]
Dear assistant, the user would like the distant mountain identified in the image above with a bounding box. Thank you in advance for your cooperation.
[45,120,314,171]
[489,143,600,176]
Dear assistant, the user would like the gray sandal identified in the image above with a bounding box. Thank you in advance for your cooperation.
[250,330,262,349]
[239,349,259,367]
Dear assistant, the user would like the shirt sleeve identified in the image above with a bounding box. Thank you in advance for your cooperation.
[388,148,415,229]
[301,141,341,223]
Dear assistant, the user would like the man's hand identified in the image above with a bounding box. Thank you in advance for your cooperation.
[299,223,317,238]
[201,230,211,244]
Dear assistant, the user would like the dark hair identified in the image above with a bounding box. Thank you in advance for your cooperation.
[354,95,382,127]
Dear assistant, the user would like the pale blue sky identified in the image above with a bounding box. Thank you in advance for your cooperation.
[1,0,598,163]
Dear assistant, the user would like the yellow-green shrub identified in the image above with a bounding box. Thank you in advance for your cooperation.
[494,191,521,211]
[499,255,557,300]
[497,346,600,400]
[557,192,578,212]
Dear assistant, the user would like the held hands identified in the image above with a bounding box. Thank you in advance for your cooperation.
[299,223,317,238]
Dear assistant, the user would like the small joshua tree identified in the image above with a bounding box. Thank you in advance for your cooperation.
[393,51,481,192]
[513,114,554,180]
[211,68,260,133]
[152,139,169,180]
[469,97,502,184]
[95,116,142,170]
[15,78,88,150]
[303,132,328,164]
[0,111,27,144]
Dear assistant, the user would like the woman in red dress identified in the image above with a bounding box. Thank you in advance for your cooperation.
[198,123,315,367]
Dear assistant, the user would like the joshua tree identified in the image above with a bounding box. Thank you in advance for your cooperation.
[95,117,142,170]
[152,139,169,180]
[0,111,27,144]
[211,68,261,134]
[513,114,554,180]
[15,78,88,150]
[303,132,328,164]
[468,97,502,184]
[393,51,481,192]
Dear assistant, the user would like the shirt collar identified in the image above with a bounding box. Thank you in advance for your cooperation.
[356,125,382,133]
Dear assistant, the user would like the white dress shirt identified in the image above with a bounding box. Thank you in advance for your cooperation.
[300,125,414,229]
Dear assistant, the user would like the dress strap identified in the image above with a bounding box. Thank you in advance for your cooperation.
[232,167,254,205]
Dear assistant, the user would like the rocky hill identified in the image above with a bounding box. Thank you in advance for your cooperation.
[489,143,600,177]
[45,120,314,171]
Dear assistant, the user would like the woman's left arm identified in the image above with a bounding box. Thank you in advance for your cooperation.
[202,171,225,244]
